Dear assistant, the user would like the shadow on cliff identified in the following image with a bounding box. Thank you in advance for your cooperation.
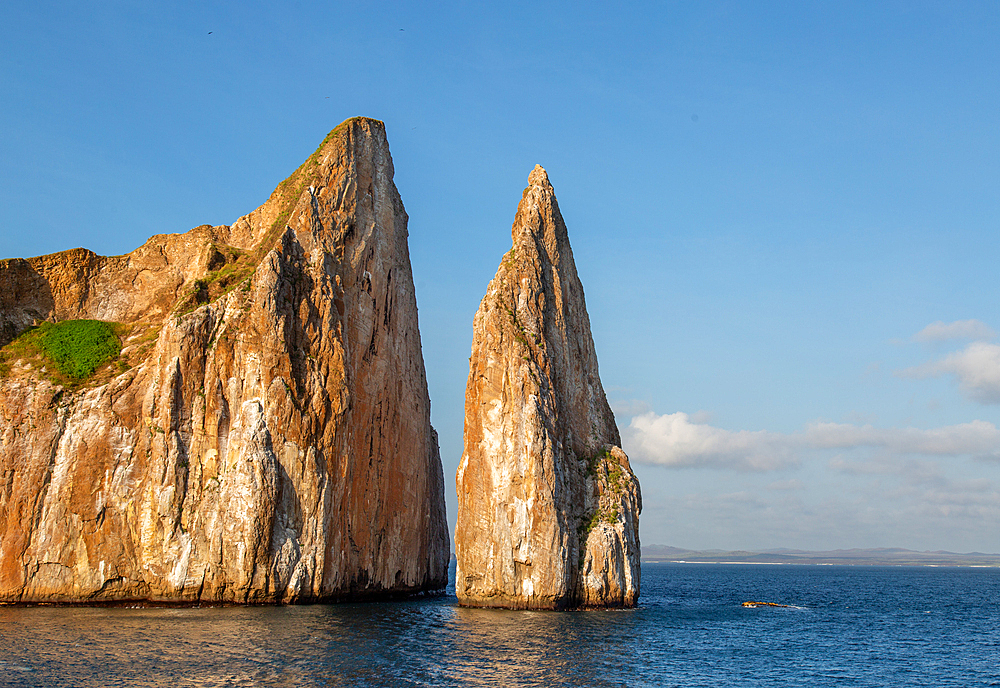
[0,259,55,347]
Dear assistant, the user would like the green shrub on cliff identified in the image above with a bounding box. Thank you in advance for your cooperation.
[37,320,122,379]
[1,320,123,383]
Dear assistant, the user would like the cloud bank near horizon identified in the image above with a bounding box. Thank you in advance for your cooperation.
[622,411,1000,471]
[614,318,1000,550]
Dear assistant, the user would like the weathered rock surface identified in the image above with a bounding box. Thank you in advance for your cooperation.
[455,165,641,609]
[0,117,450,603]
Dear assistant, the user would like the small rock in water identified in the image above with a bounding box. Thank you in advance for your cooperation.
[742,601,791,608]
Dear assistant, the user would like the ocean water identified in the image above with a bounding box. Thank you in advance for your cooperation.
[2,563,999,687]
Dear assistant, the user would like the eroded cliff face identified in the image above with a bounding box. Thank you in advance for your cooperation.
[0,117,450,603]
[455,165,640,610]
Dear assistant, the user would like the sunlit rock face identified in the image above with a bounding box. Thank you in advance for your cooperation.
[0,117,449,603]
[455,165,641,609]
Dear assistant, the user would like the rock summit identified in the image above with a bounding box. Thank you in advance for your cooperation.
[455,165,641,609]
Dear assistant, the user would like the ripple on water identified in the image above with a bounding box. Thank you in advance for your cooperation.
[1,564,999,687]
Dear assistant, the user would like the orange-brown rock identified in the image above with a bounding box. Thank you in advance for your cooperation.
[0,117,449,603]
[455,165,641,610]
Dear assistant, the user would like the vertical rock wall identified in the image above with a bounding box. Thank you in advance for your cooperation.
[0,117,450,603]
[455,165,641,609]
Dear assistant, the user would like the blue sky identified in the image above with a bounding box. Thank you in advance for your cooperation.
[3,1,1000,552]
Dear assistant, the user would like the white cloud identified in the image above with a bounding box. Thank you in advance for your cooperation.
[623,412,1000,471]
[900,341,1000,404]
[804,420,1000,457]
[623,412,796,471]
[913,319,996,342]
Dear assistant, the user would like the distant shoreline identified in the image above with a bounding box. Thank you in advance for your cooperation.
[643,560,1000,567]
[642,545,1000,567]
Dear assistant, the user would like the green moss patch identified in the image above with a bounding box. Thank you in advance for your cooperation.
[0,320,125,386]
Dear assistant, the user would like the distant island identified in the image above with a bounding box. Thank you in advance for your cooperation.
[643,545,1000,566]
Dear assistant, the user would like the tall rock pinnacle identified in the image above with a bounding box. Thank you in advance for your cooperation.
[0,117,449,603]
[455,165,641,609]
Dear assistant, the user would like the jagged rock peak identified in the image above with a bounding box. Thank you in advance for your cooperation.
[528,164,551,186]
[0,117,450,604]
[455,166,641,610]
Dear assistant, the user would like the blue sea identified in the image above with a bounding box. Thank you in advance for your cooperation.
[2,563,999,687]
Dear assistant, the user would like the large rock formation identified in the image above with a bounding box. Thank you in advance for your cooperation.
[455,165,641,609]
[0,117,450,603]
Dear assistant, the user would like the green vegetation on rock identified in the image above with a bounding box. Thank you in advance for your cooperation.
[584,448,613,477]
[174,244,254,315]
[578,448,627,549]
[264,117,356,239]
[173,119,360,317]
[0,320,124,384]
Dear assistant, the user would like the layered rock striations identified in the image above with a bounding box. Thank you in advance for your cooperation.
[455,166,641,609]
[0,117,450,603]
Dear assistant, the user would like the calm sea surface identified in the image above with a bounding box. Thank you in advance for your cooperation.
[2,563,999,687]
